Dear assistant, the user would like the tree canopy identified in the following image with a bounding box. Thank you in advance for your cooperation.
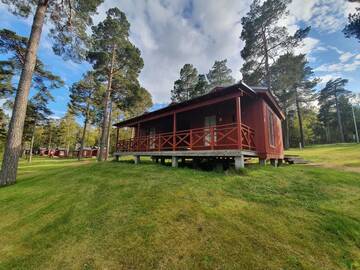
[240,0,310,90]
[206,59,235,90]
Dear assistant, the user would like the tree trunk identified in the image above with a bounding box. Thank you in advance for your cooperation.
[334,91,345,142]
[78,115,88,161]
[261,27,271,92]
[28,127,35,163]
[295,92,305,148]
[282,117,289,149]
[98,44,116,161]
[326,123,331,143]
[48,131,52,150]
[0,1,48,186]
[105,101,113,160]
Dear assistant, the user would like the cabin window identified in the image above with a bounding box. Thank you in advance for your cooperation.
[268,109,275,147]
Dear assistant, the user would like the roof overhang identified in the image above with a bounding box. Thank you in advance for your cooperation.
[114,82,284,127]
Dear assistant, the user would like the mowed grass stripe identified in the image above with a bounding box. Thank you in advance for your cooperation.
[0,145,359,269]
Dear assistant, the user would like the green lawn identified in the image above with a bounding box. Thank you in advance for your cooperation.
[287,143,360,172]
[0,146,360,269]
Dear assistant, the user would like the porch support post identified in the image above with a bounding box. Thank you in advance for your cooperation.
[270,159,278,167]
[259,158,266,166]
[172,156,178,168]
[137,123,140,151]
[115,127,120,151]
[234,155,245,170]
[173,112,177,151]
[235,96,242,149]
[134,155,140,164]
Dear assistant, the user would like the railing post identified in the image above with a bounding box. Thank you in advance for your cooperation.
[210,127,214,150]
[190,129,193,150]
[235,96,242,150]
[173,112,176,151]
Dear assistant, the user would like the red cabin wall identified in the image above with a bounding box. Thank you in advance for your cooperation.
[127,94,284,159]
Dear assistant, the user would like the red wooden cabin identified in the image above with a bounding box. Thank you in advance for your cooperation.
[72,147,98,158]
[54,148,68,158]
[114,82,285,169]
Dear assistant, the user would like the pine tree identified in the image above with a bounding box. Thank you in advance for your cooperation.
[23,88,54,162]
[88,7,144,161]
[0,0,103,185]
[240,0,310,91]
[206,59,235,90]
[343,1,360,42]
[69,72,100,160]
[319,78,351,143]
[58,111,80,154]
[271,53,318,148]
[194,74,209,97]
[171,64,199,102]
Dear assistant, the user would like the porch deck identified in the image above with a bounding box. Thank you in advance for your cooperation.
[116,123,256,153]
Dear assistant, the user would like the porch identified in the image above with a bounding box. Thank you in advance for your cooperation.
[115,122,256,153]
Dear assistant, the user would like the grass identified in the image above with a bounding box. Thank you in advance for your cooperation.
[287,143,360,172]
[0,146,359,269]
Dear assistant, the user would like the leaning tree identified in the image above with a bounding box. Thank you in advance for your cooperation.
[0,0,104,186]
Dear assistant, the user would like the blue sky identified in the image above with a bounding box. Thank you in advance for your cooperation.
[0,0,359,120]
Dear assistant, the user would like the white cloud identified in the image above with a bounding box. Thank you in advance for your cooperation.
[318,74,340,85]
[340,52,355,63]
[294,37,320,56]
[288,0,356,33]
[315,60,360,73]
[328,46,344,55]
[94,0,252,103]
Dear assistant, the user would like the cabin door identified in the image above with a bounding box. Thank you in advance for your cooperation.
[149,127,156,149]
[204,115,216,146]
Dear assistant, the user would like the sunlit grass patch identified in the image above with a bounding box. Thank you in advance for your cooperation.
[0,145,359,269]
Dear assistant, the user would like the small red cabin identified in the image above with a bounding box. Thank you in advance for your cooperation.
[73,147,98,158]
[114,82,285,169]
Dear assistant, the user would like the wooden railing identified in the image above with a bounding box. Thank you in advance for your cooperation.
[116,123,256,152]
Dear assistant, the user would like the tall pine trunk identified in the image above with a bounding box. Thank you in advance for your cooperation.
[334,91,345,142]
[98,44,116,161]
[0,1,48,186]
[282,117,290,149]
[261,26,271,92]
[105,101,113,160]
[79,113,89,161]
[295,91,305,148]
[28,127,35,163]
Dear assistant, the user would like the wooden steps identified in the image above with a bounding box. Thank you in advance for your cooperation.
[284,155,309,165]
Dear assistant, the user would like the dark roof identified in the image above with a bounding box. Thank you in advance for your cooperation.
[114,82,284,127]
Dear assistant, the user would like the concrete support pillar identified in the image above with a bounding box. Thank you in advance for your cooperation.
[193,158,201,169]
[155,157,159,163]
[115,155,120,162]
[234,155,245,170]
[161,158,165,165]
[270,159,278,167]
[172,156,178,168]
[259,158,266,166]
[134,155,140,165]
